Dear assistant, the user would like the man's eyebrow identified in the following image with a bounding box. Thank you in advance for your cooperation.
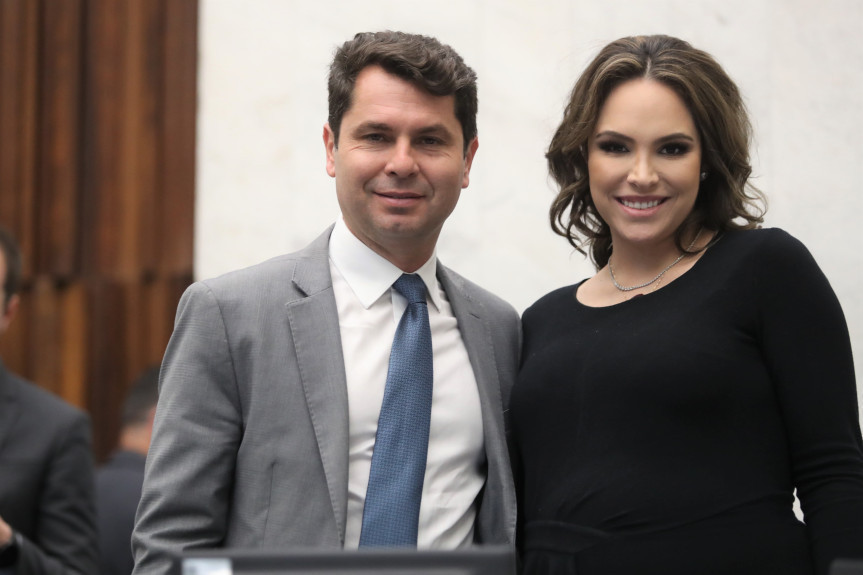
[416,124,456,138]
[352,121,392,133]
[417,123,452,133]
[351,122,455,137]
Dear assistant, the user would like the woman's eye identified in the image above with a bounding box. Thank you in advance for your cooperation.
[598,141,628,154]
[660,142,690,156]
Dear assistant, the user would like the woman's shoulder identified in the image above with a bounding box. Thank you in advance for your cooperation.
[712,227,823,292]
[714,226,811,263]
[523,280,587,319]
[720,225,790,244]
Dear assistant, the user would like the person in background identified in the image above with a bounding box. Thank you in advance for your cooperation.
[511,34,863,575]
[96,366,159,575]
[132,30,519,575]
[0,225,99,575]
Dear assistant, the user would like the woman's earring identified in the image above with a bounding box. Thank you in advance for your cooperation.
[700,171,708,182]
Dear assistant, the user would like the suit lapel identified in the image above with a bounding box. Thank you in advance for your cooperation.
[437,264,516,543]
[437,265,506,437]
[285,229,350,543]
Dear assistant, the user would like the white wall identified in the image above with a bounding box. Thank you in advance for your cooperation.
[196,0,863,414]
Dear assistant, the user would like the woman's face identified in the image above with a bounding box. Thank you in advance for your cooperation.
[587,78,702,252]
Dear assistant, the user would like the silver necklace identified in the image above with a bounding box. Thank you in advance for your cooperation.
[608,230,702,292]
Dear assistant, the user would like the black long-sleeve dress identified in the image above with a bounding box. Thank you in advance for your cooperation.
[511,228,863,575]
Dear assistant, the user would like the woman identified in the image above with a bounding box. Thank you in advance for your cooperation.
[511,35,863,575]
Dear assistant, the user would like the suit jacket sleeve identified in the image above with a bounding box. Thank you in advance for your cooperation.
[132,281,244,575]
[14,409,98,575]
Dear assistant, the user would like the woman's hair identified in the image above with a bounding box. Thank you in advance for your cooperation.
[546,34,765,268]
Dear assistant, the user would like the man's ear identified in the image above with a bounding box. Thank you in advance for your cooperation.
[324,123,337,178]
[0,294,20,335]
[461,137,479,189]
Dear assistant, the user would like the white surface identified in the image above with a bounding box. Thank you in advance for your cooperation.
[197,0,863,415]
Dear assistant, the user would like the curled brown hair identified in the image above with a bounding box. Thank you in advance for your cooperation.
[328,30,478,154]
[547,34,765,268]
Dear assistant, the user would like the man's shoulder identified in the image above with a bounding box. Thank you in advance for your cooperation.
[191,228,333,300]
[438,264,517,320]
[5,370,88,423]
[203,252,307,288]
[1,369,89,444]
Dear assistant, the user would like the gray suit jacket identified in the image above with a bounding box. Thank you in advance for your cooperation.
[132,228,519,574]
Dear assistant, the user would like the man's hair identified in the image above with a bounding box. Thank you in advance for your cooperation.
[327,30,478,154]
[122,366,160,427]
[546,34,766,268]
[0,225,22,309]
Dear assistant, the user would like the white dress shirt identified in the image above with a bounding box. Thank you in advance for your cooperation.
[328,218,485,549]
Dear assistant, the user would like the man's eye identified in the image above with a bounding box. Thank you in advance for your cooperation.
[363,134,385,142]
[419,137,443,146]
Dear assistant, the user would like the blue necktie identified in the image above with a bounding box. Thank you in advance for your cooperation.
[359,273,433,547]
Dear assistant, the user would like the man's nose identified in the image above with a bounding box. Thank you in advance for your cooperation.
[385,139,419,177]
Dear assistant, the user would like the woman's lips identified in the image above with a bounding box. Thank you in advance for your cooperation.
[617,197,665,210]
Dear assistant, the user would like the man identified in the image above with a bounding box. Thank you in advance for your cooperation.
[0,225,98,575]
[132,31,519,574]
[96,366,159,575]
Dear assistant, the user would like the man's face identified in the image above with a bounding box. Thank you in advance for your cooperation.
[324,65,478,270]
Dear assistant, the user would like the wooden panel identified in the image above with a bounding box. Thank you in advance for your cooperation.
[145,274,191,363]
[146,275,191,361]
[38,0,84,278]
[0,1,21,235]
[160,0,197,275]
[81,0,127,277]
[22,279,89,409]
[0,1,22,232]
[123,281,147,384]
[86,278,129,459]
[0,0,39,281]
[28,277,60,393]
[131,0,164,274]
[1,0,197,462]
[114,0,161,278]
[58,281,88,407]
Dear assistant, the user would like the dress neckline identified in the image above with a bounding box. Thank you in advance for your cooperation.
[572,232,726,310]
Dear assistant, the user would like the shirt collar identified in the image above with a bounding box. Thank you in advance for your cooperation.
[329,218,442,311]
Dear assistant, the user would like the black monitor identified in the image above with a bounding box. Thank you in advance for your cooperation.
[172,546,515,575]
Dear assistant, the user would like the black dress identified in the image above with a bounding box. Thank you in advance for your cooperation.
[511,229,863,575]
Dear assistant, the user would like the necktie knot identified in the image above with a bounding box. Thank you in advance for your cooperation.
[393,274,427,304]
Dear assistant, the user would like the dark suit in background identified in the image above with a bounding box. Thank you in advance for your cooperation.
[95,365,158,575]
[0,361,98,575]
[96,450,146,575]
